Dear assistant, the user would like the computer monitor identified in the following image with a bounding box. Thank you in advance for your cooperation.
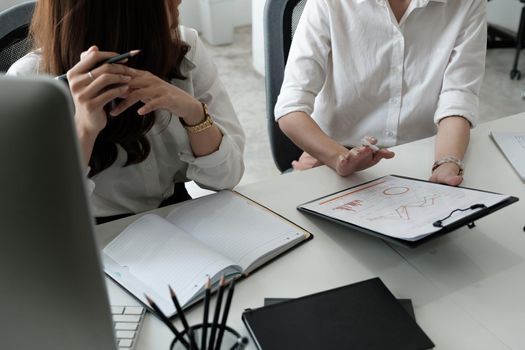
[0,76,117,350]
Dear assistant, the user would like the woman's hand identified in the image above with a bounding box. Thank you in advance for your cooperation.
[67,46,132,138]
[429,163,463,186]
[292,152,323,170]
[334,146,395,177]
[109,68,203,123]
[292,136,395,176]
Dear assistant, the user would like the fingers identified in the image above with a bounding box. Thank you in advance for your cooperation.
[69,64,133,102]
[363,135,378,145]
[374,148,395,160]
[69,49,120,78]
[137,96,169,115]
[89,85,131,113]
[292,160,313,171]
[90,63,134,82]
[79,45,98,60]
[80,74,131,100]
[292,152,322,171]
[110,88,155,116]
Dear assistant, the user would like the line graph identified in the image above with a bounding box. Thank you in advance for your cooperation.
[369,194,439,221]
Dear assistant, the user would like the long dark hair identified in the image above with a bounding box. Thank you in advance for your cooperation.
[30,0,189,176]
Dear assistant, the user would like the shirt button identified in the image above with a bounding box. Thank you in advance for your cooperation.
[145,164,153,171]
[391,98,399,105]
[386,131,394,137]
[392,66,402,74]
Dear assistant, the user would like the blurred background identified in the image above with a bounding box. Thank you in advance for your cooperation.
[2,0,525,188]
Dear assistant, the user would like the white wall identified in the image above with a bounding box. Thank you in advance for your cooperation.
[252,0,266,75]
[488,0,522,33]
[180,0,251,33]
[0,0,251,30]
[0,0,29,12]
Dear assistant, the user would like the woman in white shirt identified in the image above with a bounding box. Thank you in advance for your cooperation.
[276,0,486,186]
[8,0,245,222]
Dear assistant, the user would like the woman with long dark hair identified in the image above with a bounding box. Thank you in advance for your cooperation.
[8,0,245,222]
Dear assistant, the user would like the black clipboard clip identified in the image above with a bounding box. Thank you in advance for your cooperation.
[433,204,487,228]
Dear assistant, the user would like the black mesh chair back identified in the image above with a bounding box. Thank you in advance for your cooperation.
[0,2,36,73]
[264,0,307,173]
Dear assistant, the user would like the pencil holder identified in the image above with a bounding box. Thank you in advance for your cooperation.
[170,323,248,350]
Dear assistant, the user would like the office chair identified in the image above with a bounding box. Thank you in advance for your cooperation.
[264,0,306,173]
[0,1,36,73]
[510,0,525,80]
[487,0,525,80]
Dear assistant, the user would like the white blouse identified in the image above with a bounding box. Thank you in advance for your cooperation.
[275,0,486,147]
[7,26,245,217]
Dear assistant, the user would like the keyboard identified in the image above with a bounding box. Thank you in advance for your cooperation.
[111,305,145,350]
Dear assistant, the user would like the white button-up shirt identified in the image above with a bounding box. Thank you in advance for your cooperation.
[275,0,487,147]
[8,26,245,217]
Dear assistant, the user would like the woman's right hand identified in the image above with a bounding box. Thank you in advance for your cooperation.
[66,46,132,138]
[334,146,395,177]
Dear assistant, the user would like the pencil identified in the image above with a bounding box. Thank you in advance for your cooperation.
[145,294,190,350]
[57,50,141,81]
[207,275,226,350]
[214,277,236,350]
[169,285,198,350]
[202,277,211,350]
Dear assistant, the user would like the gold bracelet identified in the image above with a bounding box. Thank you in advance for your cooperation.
[180,103,214,134]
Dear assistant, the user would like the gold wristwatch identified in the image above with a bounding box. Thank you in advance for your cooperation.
[180,103,214,134]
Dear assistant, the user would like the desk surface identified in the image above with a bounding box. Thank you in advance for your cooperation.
[97,113,525,350]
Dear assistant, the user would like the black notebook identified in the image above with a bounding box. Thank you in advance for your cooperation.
[242,278,434,350]
[298,175,519,247]
[263,297,416,320]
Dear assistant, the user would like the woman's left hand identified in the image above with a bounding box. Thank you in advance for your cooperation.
[429,162,463,186]
[110,68,203,123]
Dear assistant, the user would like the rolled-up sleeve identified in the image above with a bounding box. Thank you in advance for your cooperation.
[274,0,331,120]
[180,30,245,190]
[434,0,487,127]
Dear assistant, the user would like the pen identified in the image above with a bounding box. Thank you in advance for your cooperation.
[57,50,140,81]
[361,137,380,152]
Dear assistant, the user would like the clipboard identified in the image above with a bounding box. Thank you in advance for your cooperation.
[297,175,519,248]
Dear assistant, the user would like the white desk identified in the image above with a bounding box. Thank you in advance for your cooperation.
[97,113,525,349]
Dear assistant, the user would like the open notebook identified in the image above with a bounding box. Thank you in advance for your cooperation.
[102,191,312,317]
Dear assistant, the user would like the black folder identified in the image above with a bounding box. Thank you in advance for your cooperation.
[297,175,519,248]
[242,278,434,350]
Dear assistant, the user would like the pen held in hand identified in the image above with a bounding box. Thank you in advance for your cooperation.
[361,137,380,152]
[56,49,141,81]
